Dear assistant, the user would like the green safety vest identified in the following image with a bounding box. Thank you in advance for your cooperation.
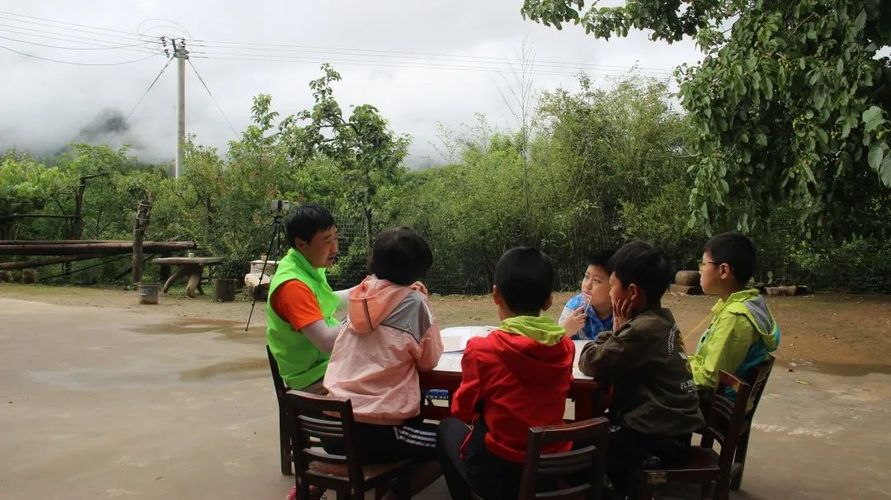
[266,248,339,389]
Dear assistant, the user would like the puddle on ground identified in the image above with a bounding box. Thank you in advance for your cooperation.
[128,318,265,344]
[179,357,267,381]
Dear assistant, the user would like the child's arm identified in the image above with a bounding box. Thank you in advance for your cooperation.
[577,323,650,380]
[691,314,756,389]
[416,307,443,371]
[450,341,483,423]
[560,306,587,337]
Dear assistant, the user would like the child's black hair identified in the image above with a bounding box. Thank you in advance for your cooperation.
[285,204,335,248]
[494,247,554,315]
[586,250,615,270]
[608,241,672,307]
[369,226,433,286]
[704,232,757,285]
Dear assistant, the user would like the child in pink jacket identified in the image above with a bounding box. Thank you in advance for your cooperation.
[323,226,443,497]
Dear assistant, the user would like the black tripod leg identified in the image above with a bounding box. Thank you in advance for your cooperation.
[245,215,284,332]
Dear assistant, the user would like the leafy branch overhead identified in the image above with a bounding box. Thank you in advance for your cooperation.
[522,0,891,234]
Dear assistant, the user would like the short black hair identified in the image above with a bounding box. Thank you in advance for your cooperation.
[494,247,554,315]
[285,204,335,248]
[608,241,672,306]
[586,250,615,270]
[704,232,757,285]
[369,227,433,286]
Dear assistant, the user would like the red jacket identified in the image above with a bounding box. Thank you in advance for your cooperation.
[451,329,575,463]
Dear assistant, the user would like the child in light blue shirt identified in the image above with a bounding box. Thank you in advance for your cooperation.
[558,250,614,340]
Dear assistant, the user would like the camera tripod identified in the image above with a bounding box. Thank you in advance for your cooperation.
[244,211,287,332]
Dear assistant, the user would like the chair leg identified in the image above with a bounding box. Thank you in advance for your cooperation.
[295,481,310,500]
[730,430,751,491]
[396,469,411,500]
[280,406,292,475]
[715,475,731,500]
[700,479,713,500]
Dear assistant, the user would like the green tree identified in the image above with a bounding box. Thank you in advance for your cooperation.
[278,64,410,248]
[521,0,891,233]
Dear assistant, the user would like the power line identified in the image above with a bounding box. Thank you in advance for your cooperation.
[126,56,175,120]
[190,39,674,75]
[0,33,151,51]
[191,48,670,77]
[0,44,161,66]
[0,11,150,42]
[190,52,655,80]
[187,59,239,137]
[0,24,160,52]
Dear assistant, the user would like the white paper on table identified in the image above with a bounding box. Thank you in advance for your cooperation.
[440,326,495,352]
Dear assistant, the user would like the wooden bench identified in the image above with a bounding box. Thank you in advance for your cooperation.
[152,256,223,298]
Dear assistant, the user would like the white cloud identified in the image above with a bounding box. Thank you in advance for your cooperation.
[0,0,703,166]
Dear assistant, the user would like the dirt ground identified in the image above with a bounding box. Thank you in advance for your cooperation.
[5,283,890,374]
[1,283,890,499]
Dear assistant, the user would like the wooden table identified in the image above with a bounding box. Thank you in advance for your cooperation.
[152,257,223,298]
[419,340,605,421]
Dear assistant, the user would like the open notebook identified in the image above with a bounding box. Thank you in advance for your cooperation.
[440,326,496,352]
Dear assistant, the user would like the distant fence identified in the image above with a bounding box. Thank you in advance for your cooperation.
[326,215,586,295]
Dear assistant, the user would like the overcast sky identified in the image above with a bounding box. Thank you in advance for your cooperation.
[0,1,703,167]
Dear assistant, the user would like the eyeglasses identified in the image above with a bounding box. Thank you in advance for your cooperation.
[698,260,720,269]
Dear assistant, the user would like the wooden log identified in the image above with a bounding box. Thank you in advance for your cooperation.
[670,283,703,295]
[132,199,153,284]
[0,254,95,270]
[675,270,701,286]
[213,278,237,302]
[0,240,196,256]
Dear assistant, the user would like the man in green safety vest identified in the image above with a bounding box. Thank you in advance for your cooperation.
[266,204,351,393]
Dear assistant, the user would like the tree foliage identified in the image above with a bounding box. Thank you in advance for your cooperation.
[521,0,891,234]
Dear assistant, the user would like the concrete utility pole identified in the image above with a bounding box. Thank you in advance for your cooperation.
[172,39,189,178]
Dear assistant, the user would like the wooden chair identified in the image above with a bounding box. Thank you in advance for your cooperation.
[518,417,610,500]
[730,354,775,490]
[266,345,293,476]
[638,371,752,500]
[283,391,412,500]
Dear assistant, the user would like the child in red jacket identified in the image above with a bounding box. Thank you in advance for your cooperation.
[437,247,575,500]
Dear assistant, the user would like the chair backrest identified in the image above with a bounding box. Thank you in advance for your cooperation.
[744,354,775,418]
[282,391,365,491]
[704,372,752,472]
[266,345,289,397]
[518,417,610,500]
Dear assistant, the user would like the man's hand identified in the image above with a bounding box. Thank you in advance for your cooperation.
[560,306,586,337]
[612,298,633,332]
[410,281,429,296]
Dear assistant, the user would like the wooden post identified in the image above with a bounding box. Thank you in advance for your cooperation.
[131,199,153,284]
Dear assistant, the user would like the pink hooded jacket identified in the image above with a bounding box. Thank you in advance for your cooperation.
[323,275,443,425]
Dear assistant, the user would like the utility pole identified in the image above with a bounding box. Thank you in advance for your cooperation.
[172,38,189,178]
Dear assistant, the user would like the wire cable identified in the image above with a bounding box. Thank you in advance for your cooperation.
[187,58,240,137]
[0,43,161,66]
[0,33,152,51]
[126,56,174,120]
[191,39,674,75]
[0,24,160,52]
[0,11,149,42]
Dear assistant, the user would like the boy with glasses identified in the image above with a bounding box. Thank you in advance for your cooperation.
[690,232,781,400]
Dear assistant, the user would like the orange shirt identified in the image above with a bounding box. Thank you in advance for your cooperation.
[270,279,324,331]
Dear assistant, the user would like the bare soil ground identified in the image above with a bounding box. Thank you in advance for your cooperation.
[1,283,890,499]
[4,283,890,375]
